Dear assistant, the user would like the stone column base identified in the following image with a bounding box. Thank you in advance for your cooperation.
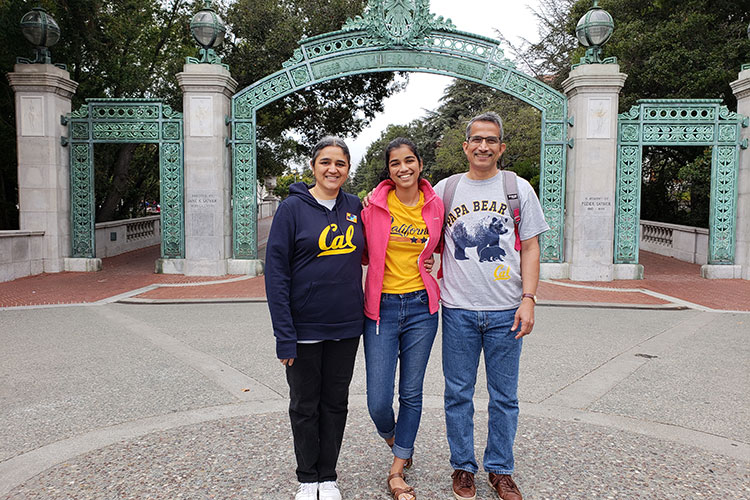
[42,258,65,274]
[227,259,264,277]
[540,263,569,280]
[701,265,742,279]
[183,259,228,277]
[155,258,185,275]
[64,258,102,272]
[613,264,644,280]
[569,264,614,282]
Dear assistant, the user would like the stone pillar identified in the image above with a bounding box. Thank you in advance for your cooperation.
[561,64,629,281]
[172,64,239,276]
[731,68,750,280]
[7,64,79,273]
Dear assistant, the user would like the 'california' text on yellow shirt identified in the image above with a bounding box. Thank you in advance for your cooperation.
[382,190,429,294]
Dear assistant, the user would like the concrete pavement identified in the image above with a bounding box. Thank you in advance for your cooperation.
[1,212,749,498]
[1,301,748,499]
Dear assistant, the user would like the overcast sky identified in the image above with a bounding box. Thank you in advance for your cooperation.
[346,0,542,169]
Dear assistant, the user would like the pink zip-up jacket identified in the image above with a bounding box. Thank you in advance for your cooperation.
[361,178,444,321]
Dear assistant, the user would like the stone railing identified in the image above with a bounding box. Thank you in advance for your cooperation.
[258,199,280,219]
[0,230,45,283]
[640,220,709,265]
[95,215,161,258]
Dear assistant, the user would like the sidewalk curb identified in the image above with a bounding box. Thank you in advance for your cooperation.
[116,297,686,309]
[538,300,688,310]
[117,297,268,304]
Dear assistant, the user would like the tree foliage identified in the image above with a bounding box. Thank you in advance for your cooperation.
[496,0,577,92]
[350,80,542,197]
[0,0,196,226]
[574,0,750,111]
[501,0,750,227]
[589,0,750,226]
[224,0,401,180]
[0,0,399,227]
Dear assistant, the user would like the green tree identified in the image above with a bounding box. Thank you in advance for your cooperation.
[425,80,542,191]
[0,0,196,226]
[272,167,313,199]
[572,0,750,111]
[224,0,401,180]
[587,0,750,226]
[509,0,750,225]
[0,0,400,227]
[496,0,577,91]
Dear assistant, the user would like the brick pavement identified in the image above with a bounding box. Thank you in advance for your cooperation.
[564,251,750,311]
[126,250,749,310]
[0,246,224,308]
[1,211,748,310]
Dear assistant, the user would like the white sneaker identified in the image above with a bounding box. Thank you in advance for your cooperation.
[318,480,342,500]
[295,482,318,500]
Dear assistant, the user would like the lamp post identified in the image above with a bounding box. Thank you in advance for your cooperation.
[186,0,228,69]
[17,6,65,69]
[573,0,616,68]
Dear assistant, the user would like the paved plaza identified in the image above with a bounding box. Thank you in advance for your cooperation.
[1,298,749,499]
[1,216,750,498]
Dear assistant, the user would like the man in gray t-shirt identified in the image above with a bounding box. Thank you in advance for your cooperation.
[434,112,548,500]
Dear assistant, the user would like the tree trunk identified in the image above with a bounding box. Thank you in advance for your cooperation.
[97,143,137,222]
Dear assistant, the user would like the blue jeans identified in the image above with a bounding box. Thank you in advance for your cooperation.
[364,290,438,460]
[442,306,522,475]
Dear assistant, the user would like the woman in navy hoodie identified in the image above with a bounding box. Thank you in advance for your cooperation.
[265,136,364,500]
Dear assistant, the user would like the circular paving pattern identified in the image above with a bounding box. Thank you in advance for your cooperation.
[5,408,749,499]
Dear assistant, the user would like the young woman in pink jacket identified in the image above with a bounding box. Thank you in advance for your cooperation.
[361,137,444,500]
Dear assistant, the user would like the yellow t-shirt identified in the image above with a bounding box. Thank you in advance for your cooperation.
[382,190,429,293]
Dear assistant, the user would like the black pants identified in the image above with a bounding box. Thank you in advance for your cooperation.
[286,337,360,483]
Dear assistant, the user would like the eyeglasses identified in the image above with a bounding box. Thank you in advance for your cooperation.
[468,135,501,145]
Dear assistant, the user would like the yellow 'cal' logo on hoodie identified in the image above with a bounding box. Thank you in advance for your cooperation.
[318,224,357,257]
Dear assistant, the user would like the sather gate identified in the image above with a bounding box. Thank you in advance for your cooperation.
[229,0,569,264]
[9,0,749,281]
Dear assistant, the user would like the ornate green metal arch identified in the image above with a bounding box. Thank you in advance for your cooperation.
[229,0,569,263]
[614,99,749,265]
[64,98,185,259]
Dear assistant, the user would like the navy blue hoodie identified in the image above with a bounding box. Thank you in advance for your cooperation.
[265,182,365,359]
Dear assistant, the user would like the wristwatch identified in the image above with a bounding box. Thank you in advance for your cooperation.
[522,293,537,304]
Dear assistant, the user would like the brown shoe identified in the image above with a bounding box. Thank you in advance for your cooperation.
[387,472,415,500]
[451,470,476,500]
[488,473,522,500]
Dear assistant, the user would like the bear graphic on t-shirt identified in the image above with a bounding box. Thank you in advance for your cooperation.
[452,216,509,261]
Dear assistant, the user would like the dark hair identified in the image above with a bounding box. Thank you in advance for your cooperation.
[310,136,351,166]
[379,137,423,182]
[465,111,504,141]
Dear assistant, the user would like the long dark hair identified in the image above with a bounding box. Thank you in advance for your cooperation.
[379,137,423,182]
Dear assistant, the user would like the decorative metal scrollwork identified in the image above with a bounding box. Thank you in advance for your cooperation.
[342,0,457,48]
[64,99,185,260]
[71,144,94,258]
[615,99,746,265]
[231,0,569,263]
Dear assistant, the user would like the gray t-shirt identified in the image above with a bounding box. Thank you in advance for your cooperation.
[434,172,549,311]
